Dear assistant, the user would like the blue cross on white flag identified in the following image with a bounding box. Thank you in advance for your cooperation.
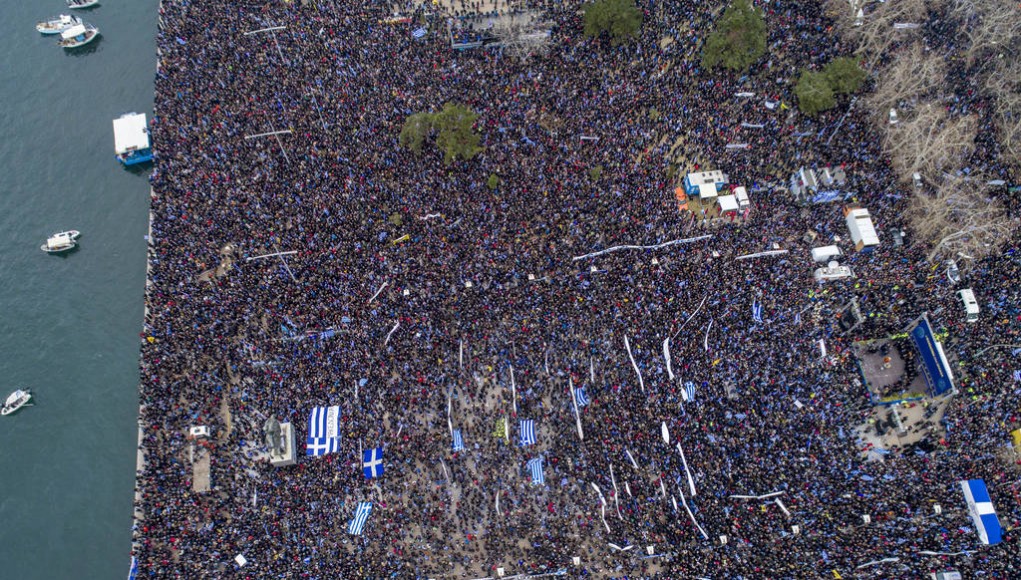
[752,299,764,324]
[683,381,696,402]
[362,447,384,479]
[575,387,590,407]
[306,405,341,456]
[452,429,465,452]
[519,419,536,446]
[527,457,544,485]
[347,501,372,536]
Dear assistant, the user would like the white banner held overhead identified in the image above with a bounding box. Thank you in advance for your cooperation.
[677,443,696,497]
[624,336,645,392]
[663,338,674,381]
[625,449,639,470]
[510,365,517,414]
[572,235,713,262]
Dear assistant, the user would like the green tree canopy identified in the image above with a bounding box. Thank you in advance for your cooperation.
[399,111,434,154]
[583,0,643,46]
[823,57,867,94]
[432,102,483,165]
[399,103,483,164]
[795,70,836,116]
[701,0,767,72]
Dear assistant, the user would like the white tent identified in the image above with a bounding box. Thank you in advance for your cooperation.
[112,113,150,155]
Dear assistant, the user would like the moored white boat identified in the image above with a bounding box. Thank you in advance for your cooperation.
[66,0,100,9]
[1,389,32,416]
[58,23,100,49]
[41,230,81,253]
[36,14,81,35]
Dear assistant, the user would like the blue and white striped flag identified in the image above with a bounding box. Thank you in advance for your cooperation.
[527,457,544,485]
[452,429,465,452]
[306,405,341,456]
[752,299,764,324]
[519,419,536,446]
[575,387,590,407]
[683,381,696,402]
[1013,370,1021,382]
[793,311,801,326]
[347,501,372,536]
[412,27,427,39]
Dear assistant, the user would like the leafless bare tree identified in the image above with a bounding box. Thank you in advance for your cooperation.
[947,0,1021,68]
[884,102,977,181]
[984,56,1021,170]
[850,0,932,60]
[490,14,552,62]
[906,174,1015,262]
[866,46,947,125]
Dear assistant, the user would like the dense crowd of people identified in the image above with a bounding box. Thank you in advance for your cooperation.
[133,0,1020,577]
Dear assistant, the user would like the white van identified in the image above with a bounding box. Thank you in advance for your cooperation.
[811,245,842,263]
[958,288,979,322]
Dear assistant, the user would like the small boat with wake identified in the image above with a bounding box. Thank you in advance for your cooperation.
[36,14,81,35]
[2,389,33,416]
[66,0,100,9]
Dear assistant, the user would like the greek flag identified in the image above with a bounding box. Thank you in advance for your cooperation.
[794,311,801,326]
[306,405,341,456]
[575,387,590,407]
[1013,370,1021,382]
[752,299,764,324]
[960,479,1001,545]
[683,381,696,402]
[527,457,544,485]
[412,27,427,39]
[347,501,372,536]
[452,429,465,452]
[519,419,537,446]
[362,447,384,479]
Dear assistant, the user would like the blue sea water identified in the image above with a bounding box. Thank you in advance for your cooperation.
[0,1,156,578]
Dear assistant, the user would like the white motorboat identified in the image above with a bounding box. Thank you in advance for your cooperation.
[41,230,81,253]
[67,0,100,8]
[58,23,100,48]
[1,389,32,416]
[36,14,81,35]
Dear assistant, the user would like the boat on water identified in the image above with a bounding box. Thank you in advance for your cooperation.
[66,0,100,8]
[113,113,154,166]
[1,389,32,416]
[41,230,81,253]
[58,23,100,49]
[36,14,81,35]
